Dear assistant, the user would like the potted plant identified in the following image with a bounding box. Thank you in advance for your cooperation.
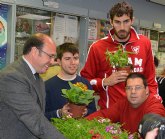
[51,118,138,139]
[105,45,134,73]
[62,82,95,118]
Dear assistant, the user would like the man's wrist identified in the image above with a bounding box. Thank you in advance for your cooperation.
[57,109,63,118]
[103,77,108,86]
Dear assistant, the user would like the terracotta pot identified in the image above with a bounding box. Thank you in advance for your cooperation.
[116,66,133,74]
[68,103,86,118]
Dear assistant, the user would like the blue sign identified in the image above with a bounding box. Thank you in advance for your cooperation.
[0,4,8,69]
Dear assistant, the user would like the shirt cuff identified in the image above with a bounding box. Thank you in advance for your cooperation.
[56,109,62,118]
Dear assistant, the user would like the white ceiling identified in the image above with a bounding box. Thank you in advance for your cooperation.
[149,0,165,6]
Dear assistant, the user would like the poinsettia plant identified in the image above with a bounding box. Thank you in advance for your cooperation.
[62,82,95,105]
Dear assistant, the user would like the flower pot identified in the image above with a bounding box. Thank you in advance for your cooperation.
[116,66,133,74]
[68,103,86,118]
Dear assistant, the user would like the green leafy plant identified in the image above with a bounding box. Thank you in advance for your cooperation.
[105,45,133,68]
[62,82,95,105]
[51,118,138,139]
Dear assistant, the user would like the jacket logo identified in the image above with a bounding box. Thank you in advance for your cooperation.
[131,46,140,54]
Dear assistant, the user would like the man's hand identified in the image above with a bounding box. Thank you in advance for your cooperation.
[103,71,128,86]
[145,128,158,139]
[61,103,72,117]
[82,108,88,117]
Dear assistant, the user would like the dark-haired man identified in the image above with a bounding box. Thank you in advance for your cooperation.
[87,73,165,134]
[81,1,159,109]
[45,43,96,120]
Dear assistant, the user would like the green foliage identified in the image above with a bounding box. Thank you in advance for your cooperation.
[51,118,137,139]
[105,45,133,68]
[62,82,95,105]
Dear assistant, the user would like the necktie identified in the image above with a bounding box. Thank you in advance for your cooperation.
[34,73,39,80]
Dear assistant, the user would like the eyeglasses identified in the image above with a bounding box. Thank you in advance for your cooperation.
[125,85,145,92]
[38,49,56,59]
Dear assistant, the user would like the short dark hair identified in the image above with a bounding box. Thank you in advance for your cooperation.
[154,56,159,68]
[23,34,45,55]
[109,1,133,20]
[56,43,79,60]
[126,73,148,87]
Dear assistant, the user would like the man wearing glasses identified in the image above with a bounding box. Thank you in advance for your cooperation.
[0,33,65,139]
[87,73,165,134]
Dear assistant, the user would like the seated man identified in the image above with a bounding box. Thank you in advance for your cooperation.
[45,43,96,120]
[86,73,165,134]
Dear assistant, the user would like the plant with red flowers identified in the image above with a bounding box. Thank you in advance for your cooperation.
[51,117,138,139]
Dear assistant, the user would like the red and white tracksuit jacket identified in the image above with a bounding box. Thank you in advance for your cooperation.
[80,27,159,109]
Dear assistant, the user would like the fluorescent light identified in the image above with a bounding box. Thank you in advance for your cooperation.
[46,22,51,25]
[18,14,50,20]
[159,30,165,33]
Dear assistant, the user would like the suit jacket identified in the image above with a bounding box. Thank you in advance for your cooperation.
[0,58,65,139]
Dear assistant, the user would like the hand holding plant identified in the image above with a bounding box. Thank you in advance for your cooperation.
[61,82,95,118]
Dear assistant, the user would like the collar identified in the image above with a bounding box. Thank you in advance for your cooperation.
[57,73,77,81]
[22,56,36,74]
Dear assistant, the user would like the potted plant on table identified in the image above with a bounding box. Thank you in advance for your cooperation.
[62,82,95,118]
[51,118,138,139]
[105,45,134,74]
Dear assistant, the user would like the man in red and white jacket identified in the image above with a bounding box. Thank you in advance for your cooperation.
[80,1,160,109]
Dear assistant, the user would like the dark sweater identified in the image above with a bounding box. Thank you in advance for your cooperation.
[157,76,165,107]
[45,75,96,120]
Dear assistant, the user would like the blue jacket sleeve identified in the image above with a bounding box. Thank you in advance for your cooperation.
[86,99,96,116]
[84,78,97,116]
[45,88,59,120]
[45,110,58,121]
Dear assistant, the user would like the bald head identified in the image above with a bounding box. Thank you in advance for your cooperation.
[23,33,55,55]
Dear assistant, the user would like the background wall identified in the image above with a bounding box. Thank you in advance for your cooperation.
[1,0,165,74]
[50,0,165,25]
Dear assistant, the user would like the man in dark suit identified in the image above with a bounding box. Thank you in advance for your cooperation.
[0,33,65,139]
